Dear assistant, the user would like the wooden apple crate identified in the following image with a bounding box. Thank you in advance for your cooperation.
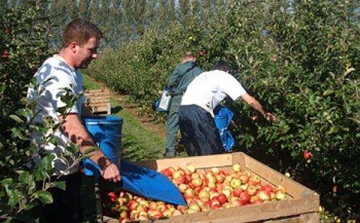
[104,152,320,223]
[84,89,111,115]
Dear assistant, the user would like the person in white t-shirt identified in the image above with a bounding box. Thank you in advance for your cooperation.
[27,19,121,223]
[179,60,275,156]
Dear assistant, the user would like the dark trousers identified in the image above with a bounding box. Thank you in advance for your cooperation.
[178,105,224,156]
[42,172,83,223]
[164,95,182,157]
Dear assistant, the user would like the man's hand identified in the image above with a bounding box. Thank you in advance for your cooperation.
[102,163,121,183]
[265,112,276,122]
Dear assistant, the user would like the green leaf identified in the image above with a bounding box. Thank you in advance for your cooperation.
[33,191,53,204]
[9,114,24,124]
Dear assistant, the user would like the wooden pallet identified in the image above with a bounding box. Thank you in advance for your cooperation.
[84,89,111,115]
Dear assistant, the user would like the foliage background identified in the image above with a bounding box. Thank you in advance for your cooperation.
[1,0,359,221]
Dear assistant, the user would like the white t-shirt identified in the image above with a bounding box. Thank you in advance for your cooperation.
[181,70,246,116]
[27,54,85,176]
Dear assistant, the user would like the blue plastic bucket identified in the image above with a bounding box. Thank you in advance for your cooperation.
[83,116,123,168]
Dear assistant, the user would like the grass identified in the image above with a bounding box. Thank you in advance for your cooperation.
[81,75,166,222]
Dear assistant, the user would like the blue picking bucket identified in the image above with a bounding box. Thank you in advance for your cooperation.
[83,116,123,168]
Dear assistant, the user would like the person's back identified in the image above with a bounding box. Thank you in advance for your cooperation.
[163,52,202,158]
[181,70,245,116]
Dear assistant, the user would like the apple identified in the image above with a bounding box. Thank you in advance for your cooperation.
[232,163,241,172]
[222,188,232,198]
[178,183,188,193]
[191,177,203,187]
[184,188,196,199]
[275,189,286,200]
[246,185,258,196]
[148,209,162,219]
[200,202,211,212]
[261,184,274,193]
[231,198,245,207]
[175,175,187,185]
[127,200,139,210]
[156,201,166,211]
[215,174,225,183]
[209,191,220,200]
[172,209,182,216]
[239,174,249,184]
[161,167,172,177]
[119,209,128,219]
[257,190,271,201]
[188,201,201,212]
[211,204,220,210]
[148,201,157,210]
[162,209,172,218]
[2,50,9,59]
[216,194,227,205]
[107,191,117,202]
[187,165,196,173]
[248,175,261,186]
[172,170,184,179]
[177,205,186,214]
[303,150,312,159]
[191,172,200,179]
[230,178,242,189]
[209,167,219,174]
[129,209,138,219]
[239,191,251,204]
[198,189,210,202]
[232,188,242,197]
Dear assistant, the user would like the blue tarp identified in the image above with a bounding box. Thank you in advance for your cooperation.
[214,106,235,152]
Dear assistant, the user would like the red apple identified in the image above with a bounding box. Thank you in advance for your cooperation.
[303,150,312,159]
[233,189,242,197]
[239,191,251,204]
[261,184,274,193]
[127,200,139,210]
[216,194,227,205]
[231,198,245,207]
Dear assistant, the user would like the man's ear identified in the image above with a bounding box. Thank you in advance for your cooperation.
[69,41,77,53]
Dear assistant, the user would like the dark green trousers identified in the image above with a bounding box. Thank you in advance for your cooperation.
[164,95,182,157]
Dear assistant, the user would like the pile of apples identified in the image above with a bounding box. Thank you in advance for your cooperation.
[103,164,287,222]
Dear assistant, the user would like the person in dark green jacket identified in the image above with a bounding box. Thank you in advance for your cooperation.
[164,52,203,158]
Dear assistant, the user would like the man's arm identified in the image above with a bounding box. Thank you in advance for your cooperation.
[240,93,275,121]
[60,113,121,182]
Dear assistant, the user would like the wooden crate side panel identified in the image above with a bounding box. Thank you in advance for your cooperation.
[152,196,318,223]
[242,153,317,198]
[135,153,235,171]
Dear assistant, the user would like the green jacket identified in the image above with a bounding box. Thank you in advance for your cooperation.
[167,61,203,95]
